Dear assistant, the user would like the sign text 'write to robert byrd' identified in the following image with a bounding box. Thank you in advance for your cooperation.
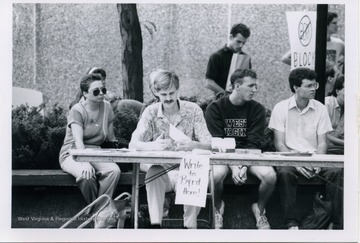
[175,155,210,208]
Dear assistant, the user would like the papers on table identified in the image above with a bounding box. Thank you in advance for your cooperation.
[169,124,191,142]
[263,151,313,157]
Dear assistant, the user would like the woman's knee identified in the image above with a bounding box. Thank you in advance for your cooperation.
[76,177,97,188]
[61,156,83,178]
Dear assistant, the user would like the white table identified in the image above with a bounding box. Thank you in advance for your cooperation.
[70,149,344,229]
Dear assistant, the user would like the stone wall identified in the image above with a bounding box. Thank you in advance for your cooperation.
[13,3,345,110]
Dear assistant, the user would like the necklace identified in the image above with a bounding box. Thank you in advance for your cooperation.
[82,101,101,126]
[88,110,100,126]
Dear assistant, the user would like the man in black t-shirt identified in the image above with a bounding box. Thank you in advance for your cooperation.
[205,69,276,229]
[205,23,252,96]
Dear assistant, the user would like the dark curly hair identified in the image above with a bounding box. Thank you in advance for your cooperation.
[289,68,317,93]
[230,23,251,38]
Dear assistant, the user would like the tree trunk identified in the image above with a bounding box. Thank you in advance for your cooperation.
[117,4,143,102]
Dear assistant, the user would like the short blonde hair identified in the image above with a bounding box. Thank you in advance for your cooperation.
[149,69,180,94]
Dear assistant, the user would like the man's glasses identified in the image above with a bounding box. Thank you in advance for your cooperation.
[89,87,107,96]
[302,82,319,90]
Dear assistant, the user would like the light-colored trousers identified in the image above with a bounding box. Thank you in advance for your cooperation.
[146,165,201,229]
[61,156,121,204]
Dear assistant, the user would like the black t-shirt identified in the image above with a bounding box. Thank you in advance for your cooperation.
[206,45,252,90]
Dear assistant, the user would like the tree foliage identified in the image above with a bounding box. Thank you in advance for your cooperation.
[12,104,67,169]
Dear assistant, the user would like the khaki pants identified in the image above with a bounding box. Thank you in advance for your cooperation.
[61,156,121,204]
[146,165,201,229]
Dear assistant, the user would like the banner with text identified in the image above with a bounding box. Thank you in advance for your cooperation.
[175,155,210,208]
[286,11,317,70]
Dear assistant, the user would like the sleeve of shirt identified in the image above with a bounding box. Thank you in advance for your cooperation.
[246,104,266,149]
[67,105,84,129]
[105,101,114,124]
[204,102,225,138]
[205,53,220,81]
[193,105,212,144]
[130,106,154,143]
[268,102,286,132]
[317,106,333,135]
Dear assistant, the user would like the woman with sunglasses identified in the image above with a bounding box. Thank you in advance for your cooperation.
[59,73,120,212]
[69,67,107,109]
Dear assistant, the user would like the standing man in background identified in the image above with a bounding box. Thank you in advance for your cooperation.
[205,23,252,97]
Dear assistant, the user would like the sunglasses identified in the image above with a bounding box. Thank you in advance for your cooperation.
[89,87,107,96]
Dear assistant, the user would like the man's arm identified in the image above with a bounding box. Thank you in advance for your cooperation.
[327,133,344,146]
[129,107,171,151]
[309,133,328,175]
[274,129,314,179]
[273,129,292,152]
[129,133,171,151]
[204,102,225,138]
[316,134,328,154]
[245,104,266,149]
[205,78,226,94]
[177,105,212,151]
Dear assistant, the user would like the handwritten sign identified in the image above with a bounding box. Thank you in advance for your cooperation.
[175,155,210,207]
[286,11,317,70]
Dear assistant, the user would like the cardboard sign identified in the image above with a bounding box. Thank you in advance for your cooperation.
[175,155,210,207]
[286,11,317,70]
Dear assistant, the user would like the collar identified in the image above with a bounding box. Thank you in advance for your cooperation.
[288,95,315,112]
[156,99,184,118]
[223,44,245,54]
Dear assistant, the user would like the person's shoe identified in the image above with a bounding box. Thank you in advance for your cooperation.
[288,226,299,230]
[251,203,271,229]
[214,200,225,229]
